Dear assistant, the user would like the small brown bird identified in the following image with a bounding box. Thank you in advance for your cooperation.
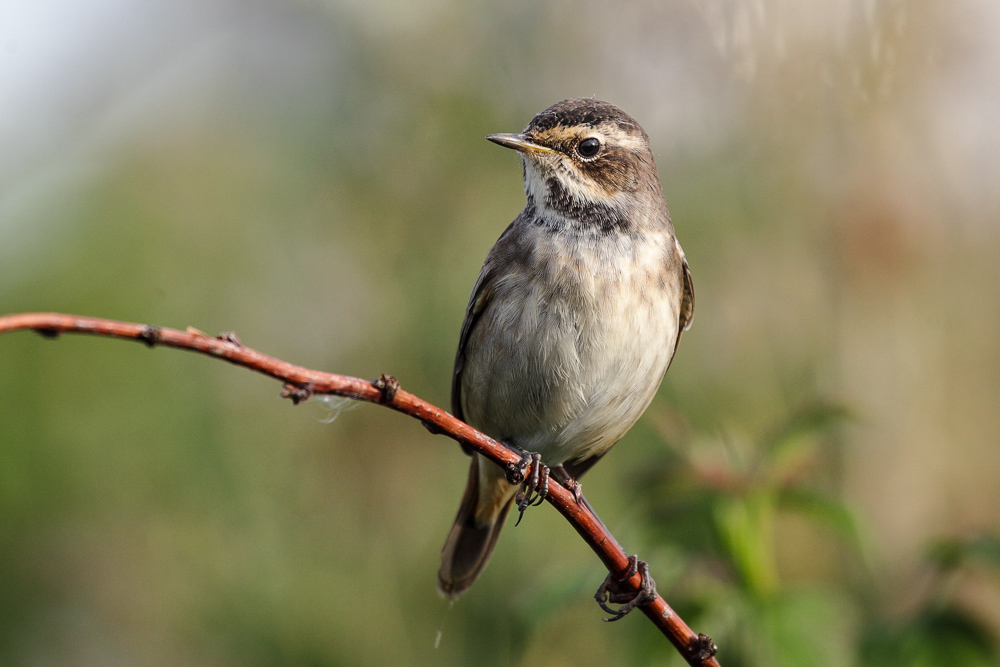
[438,98,694,601]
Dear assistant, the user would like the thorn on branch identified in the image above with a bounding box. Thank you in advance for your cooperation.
[138,325,162,348]
[372,374,399,403]
[690,634,718,662]
[281,382,313,405]
[217,331,242,346]
[33,327,60,339]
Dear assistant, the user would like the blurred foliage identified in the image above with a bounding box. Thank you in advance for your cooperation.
[2,0,1000,665]
[626,403,1000,665]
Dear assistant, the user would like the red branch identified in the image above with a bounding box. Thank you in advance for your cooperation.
[0,312,721,666]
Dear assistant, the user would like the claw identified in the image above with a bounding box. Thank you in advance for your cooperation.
[594,555,658,621]
[551,465,583,504]
[513,452,550,526]
[536,466,549,505]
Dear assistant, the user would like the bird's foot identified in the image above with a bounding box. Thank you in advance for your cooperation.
[512,451,549,526]
[551,465,584,504]
[595,555,657,622]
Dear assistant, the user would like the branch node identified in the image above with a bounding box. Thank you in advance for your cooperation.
[281,382,313,405]
[372,374,399,403]
[504,461,524,485]
[690,634,718,663]
[217,331,243,346]
[33,327,60,339]
[138,325,162,348]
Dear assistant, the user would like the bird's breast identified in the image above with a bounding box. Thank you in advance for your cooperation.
[460,225,682,465]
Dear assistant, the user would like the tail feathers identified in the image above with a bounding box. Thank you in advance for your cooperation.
[438,456,515,599]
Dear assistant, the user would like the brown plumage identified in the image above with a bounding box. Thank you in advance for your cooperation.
[438,99,693,599]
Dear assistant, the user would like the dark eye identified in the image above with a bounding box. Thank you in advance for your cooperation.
[577,137,601,158]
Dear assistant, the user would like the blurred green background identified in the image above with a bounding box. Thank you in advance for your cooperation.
[2,1,1000,665]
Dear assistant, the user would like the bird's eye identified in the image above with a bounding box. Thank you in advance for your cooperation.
[577,137,601,158]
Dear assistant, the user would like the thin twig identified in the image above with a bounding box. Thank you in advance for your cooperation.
[0,312,721,667]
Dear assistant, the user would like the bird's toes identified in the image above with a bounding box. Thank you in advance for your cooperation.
[594,555,658,622]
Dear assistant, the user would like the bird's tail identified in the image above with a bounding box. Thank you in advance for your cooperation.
[438,454,517,599]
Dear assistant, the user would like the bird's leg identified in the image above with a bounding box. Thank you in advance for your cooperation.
[508,450,550,526]
[594,554,658,622]
[550,465,583,504]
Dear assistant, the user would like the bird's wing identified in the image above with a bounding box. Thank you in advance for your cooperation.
[677,238,695,335]
[451,223,518,453]
[451,266,495,425]
[671,238,695,362]
[562,451,607,480]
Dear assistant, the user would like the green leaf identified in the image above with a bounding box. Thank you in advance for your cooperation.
[963,535,1000,570]
[927,535,1000,572]
[703,589,858,667]
[758,402,851,468]
[861,608,999,666]
[713,493,778,597]
[764,590,858,667]
[777,488,872,559]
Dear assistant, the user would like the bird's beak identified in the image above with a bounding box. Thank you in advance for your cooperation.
[486,133,554,155]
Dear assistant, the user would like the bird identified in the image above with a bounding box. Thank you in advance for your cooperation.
[438,98,694,604]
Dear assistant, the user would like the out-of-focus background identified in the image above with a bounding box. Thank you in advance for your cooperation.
[2,0,999,665]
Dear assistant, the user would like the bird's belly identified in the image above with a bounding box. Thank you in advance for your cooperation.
[461,270,679,466]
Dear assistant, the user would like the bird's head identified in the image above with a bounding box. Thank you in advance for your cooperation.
[487,98,663,230]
